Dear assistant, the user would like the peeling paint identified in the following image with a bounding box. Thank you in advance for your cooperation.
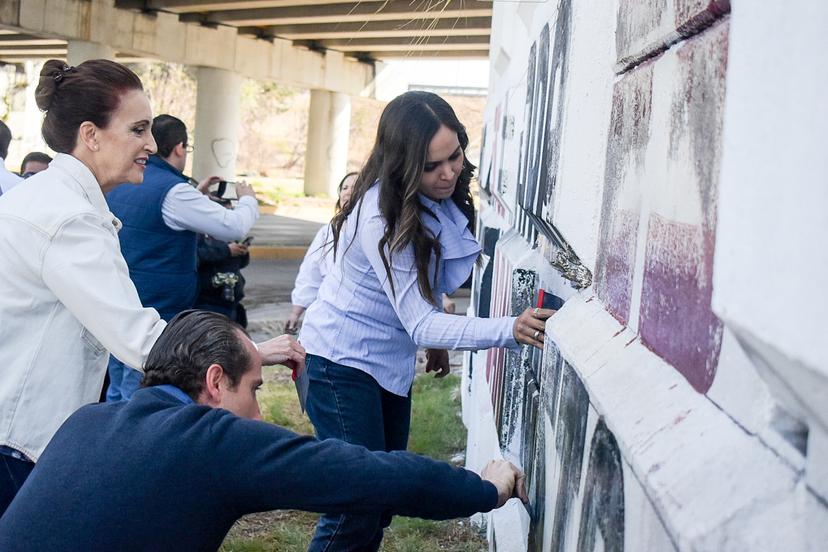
[639,20,728,393]
[595,63,654,324]
[577,419,625,552]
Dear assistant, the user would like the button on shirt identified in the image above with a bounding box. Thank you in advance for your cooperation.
[0,153,166,461]
[300,184,518,396]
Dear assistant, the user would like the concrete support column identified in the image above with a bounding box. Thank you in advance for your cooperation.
[304,89,351,197]
[193,67,242,180]
[66,40,114,65]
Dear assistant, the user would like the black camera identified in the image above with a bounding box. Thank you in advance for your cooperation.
[208,180,238,200]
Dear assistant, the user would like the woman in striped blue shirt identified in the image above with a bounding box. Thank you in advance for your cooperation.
[299,91,553,551]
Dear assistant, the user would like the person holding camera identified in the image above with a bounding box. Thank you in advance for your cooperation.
[105,114,259,401]
[195,232,251,328]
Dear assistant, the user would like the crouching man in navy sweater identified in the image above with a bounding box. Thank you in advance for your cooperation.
[0,310,526,551]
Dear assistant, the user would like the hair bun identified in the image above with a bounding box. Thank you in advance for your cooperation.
[35,59,72,111]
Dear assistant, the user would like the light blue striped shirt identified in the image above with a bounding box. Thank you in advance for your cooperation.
[300,184,518,396]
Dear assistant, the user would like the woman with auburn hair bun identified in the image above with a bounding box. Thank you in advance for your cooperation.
[298,91,556,552]
[0,58,166,513]
[0,59,304,515]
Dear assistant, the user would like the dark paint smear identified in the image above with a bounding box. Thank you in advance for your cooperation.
[518,41,538,208]
[641,21,728,393]
[548,363,590,551]
[596,209,637,325]
[524,25,550,214]
[595,64,653,324]
[616,0,730,67]
[525,376,545,552]
[675,0,731,37]
[530,342,563,549]
[475,227,501,319]
[639,216,723,392]
[616,0,668,63]
[542,0,573,221]
[577,420,625,552]
[486,249,512,427]
[500,268,537,447]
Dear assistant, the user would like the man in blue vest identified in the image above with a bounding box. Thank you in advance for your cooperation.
[106,114,259,401]
[0,310,527,551]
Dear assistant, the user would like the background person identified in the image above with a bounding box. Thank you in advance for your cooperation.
[194,232,250,327]
[0,310,525,552]
[19,151,52,178]
[285,171,356,333]
[0,120,22,196]
[105,114,259,401]
[298,91,554,551]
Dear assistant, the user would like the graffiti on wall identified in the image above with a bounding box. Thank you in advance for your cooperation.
[475,3,736,550]
[576,420,625,552]
[517,0,573,236]
[595,19,728,392]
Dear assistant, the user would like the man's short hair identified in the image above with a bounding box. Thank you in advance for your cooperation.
[142,310,252,399]
[152,114,188,159]
[20,151,52,174]
[0,120,12,160]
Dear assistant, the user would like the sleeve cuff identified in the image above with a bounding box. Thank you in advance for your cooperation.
[482,481,500,512]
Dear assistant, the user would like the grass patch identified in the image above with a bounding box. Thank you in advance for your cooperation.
[221,370,485,552]
[408,374,466,462]
[256,367,314,435]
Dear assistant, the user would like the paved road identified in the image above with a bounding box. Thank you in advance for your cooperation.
[250,214,323,248]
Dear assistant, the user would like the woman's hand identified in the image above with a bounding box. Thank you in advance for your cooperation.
[256,334,306,371]
[284,305,306,335]
[512,307,556,349]
[425,349,450,378]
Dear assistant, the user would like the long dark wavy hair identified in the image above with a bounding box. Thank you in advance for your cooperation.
[331,91,476,305]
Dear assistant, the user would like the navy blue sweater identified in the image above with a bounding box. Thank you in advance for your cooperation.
[0,387,497,551]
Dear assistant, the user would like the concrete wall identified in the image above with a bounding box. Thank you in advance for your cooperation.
[465,1,828,550]
[0,0,375,95]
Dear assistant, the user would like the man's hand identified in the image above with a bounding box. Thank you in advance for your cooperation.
[256,334,305,372]
[481,460,528,508]
[197,175,221,194]
[228,243,248,257]
[425,349,450,378]
[236,180,256,200]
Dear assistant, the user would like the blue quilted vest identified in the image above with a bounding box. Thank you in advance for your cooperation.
[106,156,198,321]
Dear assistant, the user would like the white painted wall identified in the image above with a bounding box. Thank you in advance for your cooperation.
[463,0,828,550]
[714,0,828,503]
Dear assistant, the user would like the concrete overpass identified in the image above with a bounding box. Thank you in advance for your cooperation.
[0,0,492,195]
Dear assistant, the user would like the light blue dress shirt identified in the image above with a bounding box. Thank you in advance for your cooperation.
[300,183,518,396]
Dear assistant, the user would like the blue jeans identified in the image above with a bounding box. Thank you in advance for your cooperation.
[305,354,412,552]
[0,452,34,517]
[106,356,143,402]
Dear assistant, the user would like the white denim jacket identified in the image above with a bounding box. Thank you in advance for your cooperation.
[0,154,165,461]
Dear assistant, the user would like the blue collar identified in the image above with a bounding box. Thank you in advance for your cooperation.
[155,385,194,405]
[418,195,481,293]
[147,154,187,181]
